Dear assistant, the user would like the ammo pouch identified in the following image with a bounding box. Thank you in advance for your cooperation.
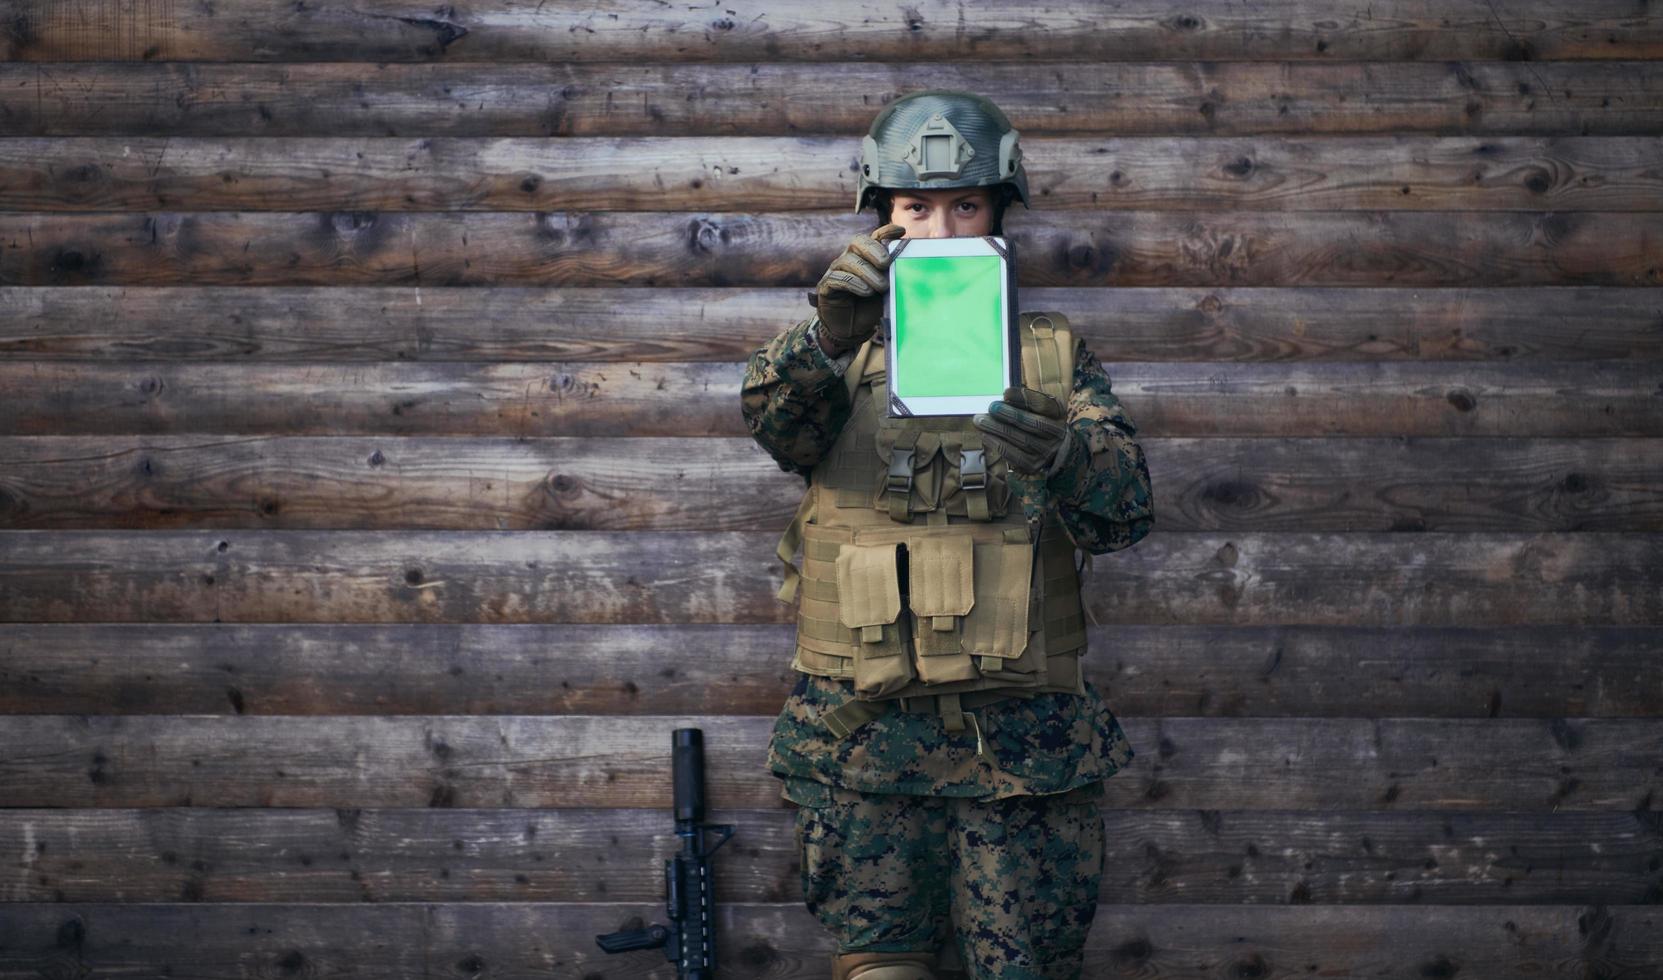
[872,421,1015,523]
[805,521,1047,696]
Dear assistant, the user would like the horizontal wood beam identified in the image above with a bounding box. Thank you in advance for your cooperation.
[5,62,1661,137]
[0,715,1657,810]
[2,530,1659,626]
[2,807,1657,905]
[0,903,1657,976]
[4,623,1658,719]
[5,209,1661,288]
[2,435,1659,532]
[9,136,1663,212]
[6,286,1656,363]
[4,361,1660,438]
[6,1,1659,63]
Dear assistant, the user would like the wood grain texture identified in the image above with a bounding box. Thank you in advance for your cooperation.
[4,209,1661,288]
[5,62,1662,138]
[2,806,1658,905]
[0,714,1656,811]
[0,903,1658,978]
[1,530,1660,626]
[5,0,1660,63]
[2,435,1660,532]
[4,623,1659,719]
[1,0,1658,972]
[9,135,1663,212]
[4,361,1661,438]
[6,285,1659,363]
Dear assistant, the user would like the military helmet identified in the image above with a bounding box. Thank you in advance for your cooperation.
[855,90,1030,216]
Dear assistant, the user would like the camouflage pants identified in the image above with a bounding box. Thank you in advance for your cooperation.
[785,776,1106,980]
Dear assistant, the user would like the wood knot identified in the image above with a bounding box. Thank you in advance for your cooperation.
[688,217,725,254]
[330,211,378,233]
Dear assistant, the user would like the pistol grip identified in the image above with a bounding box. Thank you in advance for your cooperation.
[594,925,670,954]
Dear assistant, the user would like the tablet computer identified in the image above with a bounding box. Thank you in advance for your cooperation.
[883,235,1018,417]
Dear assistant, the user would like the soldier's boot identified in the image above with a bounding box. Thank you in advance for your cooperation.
[831,950,938,980]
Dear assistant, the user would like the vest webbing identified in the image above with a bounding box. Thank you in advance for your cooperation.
[772,312,1090,739]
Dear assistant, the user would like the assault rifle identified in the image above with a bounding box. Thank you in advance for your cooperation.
[595,727,734,979]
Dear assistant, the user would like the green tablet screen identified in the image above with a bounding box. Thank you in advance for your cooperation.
[891,255,1005,398]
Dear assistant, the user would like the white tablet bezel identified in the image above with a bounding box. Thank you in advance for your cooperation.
[883,235,1017,417]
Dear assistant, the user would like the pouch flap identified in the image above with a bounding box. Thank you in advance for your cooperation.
[962,538,1034,660]
[874,425,938,471]
[835,543,902,630]
[907,535,975,619]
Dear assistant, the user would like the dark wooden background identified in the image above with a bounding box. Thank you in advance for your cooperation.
[2,1,1662,976]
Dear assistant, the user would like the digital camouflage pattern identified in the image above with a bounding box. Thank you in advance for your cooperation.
[741,316,858,480]
[1014,333,1156,555]
[791,775,1105,977]
[769,672,1134,798]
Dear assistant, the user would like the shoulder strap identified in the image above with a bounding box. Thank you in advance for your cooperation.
[844,338,875,402]
[1019,312,1074,403]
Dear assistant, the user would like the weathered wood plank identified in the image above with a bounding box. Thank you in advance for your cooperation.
[0,715,1657,811]
[5,623,1656,719]
[3,807,1658,906]
[4,360,1659,437]
[2,530,1659,626]
[3,436,1660,533]
[7,0,1660,63]
[5,286,1657,363]
[6,62,1662,138]
[11,136,1663,212]
[7,209,1660,288]
[0,903,1658,978]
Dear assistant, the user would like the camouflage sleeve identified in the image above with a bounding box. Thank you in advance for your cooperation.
[740,315,855,479]
[1043,341,1156,554]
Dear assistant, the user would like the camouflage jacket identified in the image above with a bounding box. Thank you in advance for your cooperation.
[741,315,1154,801]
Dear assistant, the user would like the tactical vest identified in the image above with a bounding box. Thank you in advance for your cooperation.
[773,312,1090,741]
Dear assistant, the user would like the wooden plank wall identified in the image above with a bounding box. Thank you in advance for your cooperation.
[2,1,1662,976]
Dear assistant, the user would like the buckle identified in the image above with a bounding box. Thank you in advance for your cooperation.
[886,447,915,496]
[959,448,986,491]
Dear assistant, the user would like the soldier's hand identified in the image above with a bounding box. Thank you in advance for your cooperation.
[815,223,906,354]
[973,386,1076,479]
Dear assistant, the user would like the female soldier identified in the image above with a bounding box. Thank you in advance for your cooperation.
[740,90,1155,980]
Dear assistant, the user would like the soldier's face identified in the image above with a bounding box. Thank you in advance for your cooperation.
[890,188,996,239]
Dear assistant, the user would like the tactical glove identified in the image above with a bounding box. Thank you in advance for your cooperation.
[815,223,906,354]
[972,386,1077,481]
